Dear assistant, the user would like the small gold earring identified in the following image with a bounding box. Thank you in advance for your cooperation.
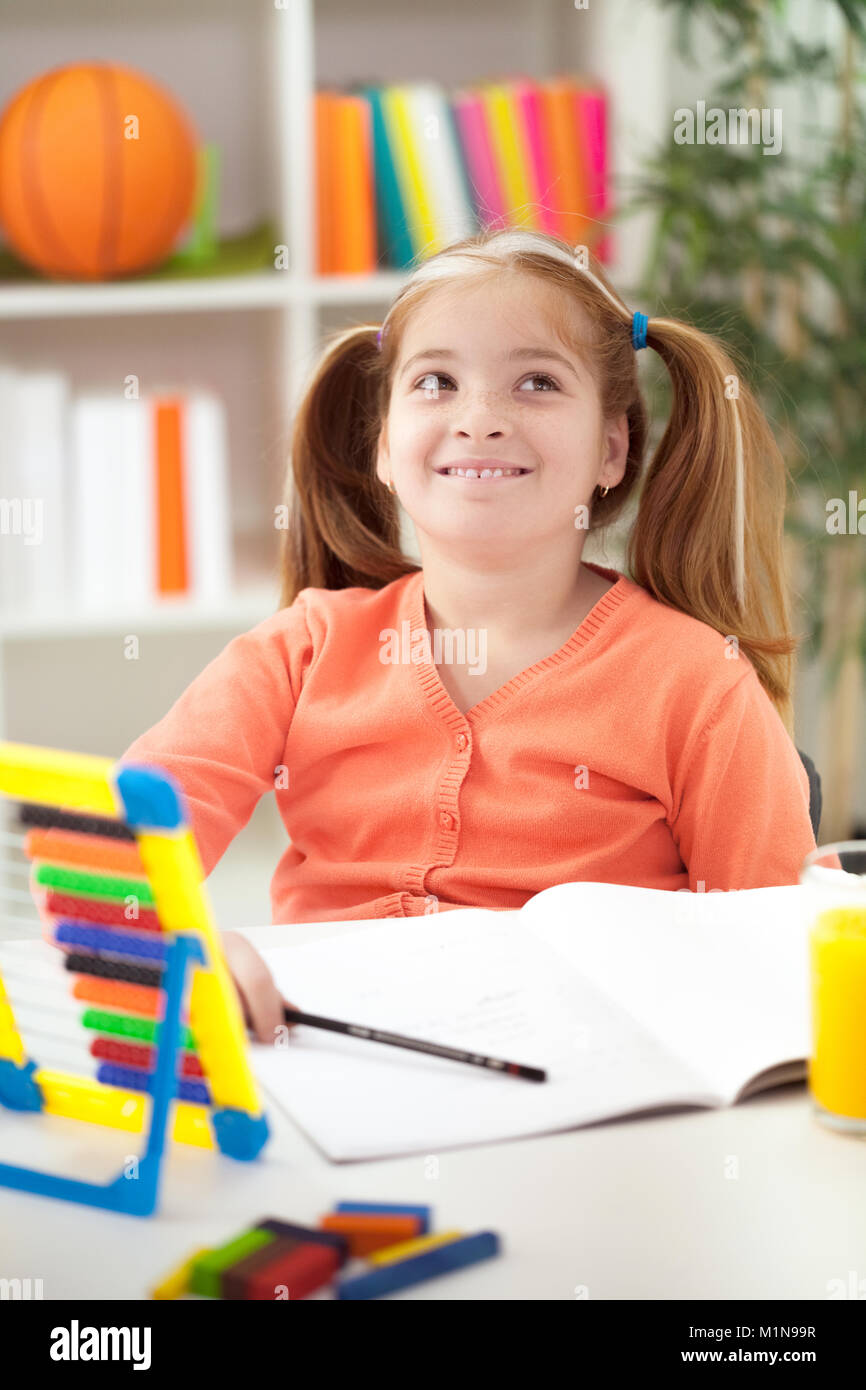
[385,477,395,495]
[599,484,610,497]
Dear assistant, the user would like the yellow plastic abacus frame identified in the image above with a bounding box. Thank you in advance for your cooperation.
[0,741,269,1172]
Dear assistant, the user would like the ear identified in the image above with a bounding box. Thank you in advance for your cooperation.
[601,412,629,489]
[375,425,390,489]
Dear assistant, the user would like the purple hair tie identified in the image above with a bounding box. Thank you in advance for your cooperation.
[375,327,383,350]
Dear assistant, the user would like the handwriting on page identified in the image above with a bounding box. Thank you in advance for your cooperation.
[253,911,706,1161]
[260,913,698,1086]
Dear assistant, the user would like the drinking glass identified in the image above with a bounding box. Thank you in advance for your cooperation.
[801,841,866,1134]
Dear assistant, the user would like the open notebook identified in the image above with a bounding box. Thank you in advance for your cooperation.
[249,881,813,1163]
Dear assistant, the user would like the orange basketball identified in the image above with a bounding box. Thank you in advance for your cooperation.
[0,62,198,280]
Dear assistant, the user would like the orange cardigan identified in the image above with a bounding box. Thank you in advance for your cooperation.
[119,563,816,922]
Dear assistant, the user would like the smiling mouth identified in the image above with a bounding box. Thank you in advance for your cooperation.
[435,466,532,479]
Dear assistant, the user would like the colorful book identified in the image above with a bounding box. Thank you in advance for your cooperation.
[154,398,188,597]
[117,397,154,609]
[443,98,481,240]
[314,91,340,274]
[452,88,507,231]
[513,78,561,237]
[358,85,415,268]
[381,84,439,259]
[14,373,68,613]
[333,95,376,273]
[480,81,538,231]
[403,83,476,250]
[71,395,118,612]
[314,74,610,270]
[0,370,68,615]
[575,85,611,262]
[68,392,233,613]
[542,77,589,247]
[181,393,232,603]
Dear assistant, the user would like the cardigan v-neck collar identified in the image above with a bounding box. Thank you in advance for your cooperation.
[403,562,636,729]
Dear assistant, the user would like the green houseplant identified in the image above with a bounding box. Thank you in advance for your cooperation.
[621,0,866,838]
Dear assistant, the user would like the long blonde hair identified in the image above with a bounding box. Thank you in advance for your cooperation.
[279,228,799,735]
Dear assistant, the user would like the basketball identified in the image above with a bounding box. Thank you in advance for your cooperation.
[0,62,198,280]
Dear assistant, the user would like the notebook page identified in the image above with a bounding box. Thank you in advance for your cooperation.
[521,882,811,1103]
[250,910,713,1162]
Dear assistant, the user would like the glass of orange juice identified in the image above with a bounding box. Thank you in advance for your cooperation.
[801,841,866,1134]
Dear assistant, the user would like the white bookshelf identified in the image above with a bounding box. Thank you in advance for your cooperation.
[0,583,282,641]
[0,0,672,749]
[0,270,408,320]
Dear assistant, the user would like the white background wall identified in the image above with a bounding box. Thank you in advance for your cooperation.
[0,0,857,938]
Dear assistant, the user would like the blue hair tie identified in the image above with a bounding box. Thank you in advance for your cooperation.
[631,311,649,351]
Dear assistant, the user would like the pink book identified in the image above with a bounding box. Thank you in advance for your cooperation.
[453,89,507,230]
[513,78,560,237]
[574,86,612,262]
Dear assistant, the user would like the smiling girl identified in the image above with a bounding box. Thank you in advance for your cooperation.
[120,228,816,1038]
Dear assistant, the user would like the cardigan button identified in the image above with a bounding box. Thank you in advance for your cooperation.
[456,733,468,752]
[439,811,454,830]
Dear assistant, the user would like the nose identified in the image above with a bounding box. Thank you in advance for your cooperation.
[451,388,511,440]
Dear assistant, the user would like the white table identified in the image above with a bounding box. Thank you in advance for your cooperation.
[1,918,863,1301]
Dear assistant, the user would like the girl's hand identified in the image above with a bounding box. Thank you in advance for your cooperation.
[34,884,292,1045]
[220,930,297,1045]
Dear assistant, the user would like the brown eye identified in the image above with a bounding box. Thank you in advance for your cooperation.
[414,373,454,392]
[519,373,558,391]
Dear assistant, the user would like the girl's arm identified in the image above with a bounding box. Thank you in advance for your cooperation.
[119,601,311,877]
[671,666,817,891]
[112,601,312,1041]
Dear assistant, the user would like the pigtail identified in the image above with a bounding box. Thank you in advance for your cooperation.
[627,319,798,736]
[276,227,801,738]
[278,324,418,608]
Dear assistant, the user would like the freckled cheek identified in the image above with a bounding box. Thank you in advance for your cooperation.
[390,404,456,446]
[395,415,443,447]
[391,398,567,453]
[399,397,542,429]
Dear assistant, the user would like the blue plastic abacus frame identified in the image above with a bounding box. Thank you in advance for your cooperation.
[0,932,203,1217]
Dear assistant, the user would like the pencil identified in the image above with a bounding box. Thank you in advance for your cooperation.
[281,1006,547,1083]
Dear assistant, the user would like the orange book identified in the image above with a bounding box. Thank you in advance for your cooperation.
[333,95,376,273]
[540,78,589,246]
[154,398,188,595]
[315,91,340,273]
[574,84,611,262]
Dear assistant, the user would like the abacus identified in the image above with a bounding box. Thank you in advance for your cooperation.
[0,741,269,1217]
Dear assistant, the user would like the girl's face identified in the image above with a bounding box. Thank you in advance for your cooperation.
[376,274,628,552]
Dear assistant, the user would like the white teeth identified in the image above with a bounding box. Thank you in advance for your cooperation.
[442,467,525,477]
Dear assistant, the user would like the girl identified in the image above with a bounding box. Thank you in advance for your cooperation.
[120,228,817,1041]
